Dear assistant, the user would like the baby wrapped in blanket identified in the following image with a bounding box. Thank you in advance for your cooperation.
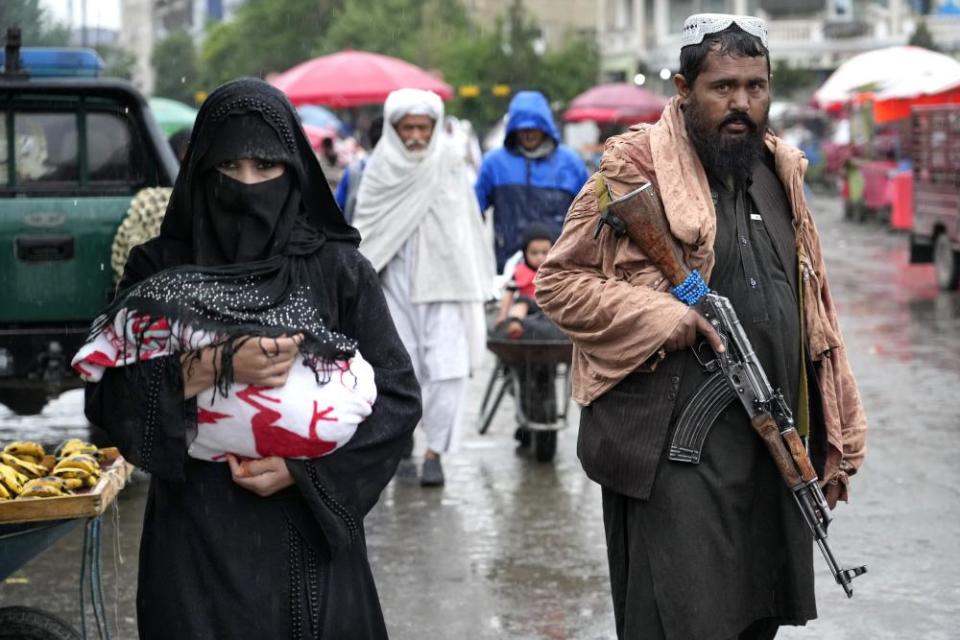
[72,263,376,461]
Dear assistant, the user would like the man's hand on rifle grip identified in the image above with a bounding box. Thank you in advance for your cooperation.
[664,309,725,353]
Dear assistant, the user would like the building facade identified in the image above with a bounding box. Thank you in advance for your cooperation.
[599,0,960,90]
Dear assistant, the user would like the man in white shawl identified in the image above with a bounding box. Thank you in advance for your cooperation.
[352,88,494,487]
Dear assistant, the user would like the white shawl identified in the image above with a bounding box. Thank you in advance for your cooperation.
[352,91,493,304]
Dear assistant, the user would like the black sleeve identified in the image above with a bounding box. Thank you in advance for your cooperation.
[84,240,196,481]
[287,248,422,551]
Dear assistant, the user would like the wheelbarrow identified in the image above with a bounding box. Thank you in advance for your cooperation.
[478,337,573,462]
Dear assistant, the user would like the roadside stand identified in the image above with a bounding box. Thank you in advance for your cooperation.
[0,442,134,640]
[814,46,960,228]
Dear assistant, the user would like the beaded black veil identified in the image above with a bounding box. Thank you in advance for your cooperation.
[86,79,362,393]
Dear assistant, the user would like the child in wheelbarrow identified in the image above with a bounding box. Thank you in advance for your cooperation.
[495,223,555,339]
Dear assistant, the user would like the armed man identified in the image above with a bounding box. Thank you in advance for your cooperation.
[536,14,868,640]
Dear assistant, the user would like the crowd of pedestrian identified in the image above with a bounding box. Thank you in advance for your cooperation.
[80,11,868,639]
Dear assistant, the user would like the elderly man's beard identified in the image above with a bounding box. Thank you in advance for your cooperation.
[403,137,430,160]
[684,96,769,186]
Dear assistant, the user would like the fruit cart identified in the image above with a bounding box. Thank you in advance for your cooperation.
[0,449,133,640]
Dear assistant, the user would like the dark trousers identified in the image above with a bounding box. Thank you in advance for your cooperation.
[602,488,780,640]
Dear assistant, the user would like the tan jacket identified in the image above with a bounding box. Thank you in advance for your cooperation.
[535,98,867,500]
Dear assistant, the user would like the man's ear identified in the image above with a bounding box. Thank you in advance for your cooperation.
[674,74,690,104]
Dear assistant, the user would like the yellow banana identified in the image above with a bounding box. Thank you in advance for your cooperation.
[0,452,48,478]
[0,481,11,500]
[52,465,99,489]
[56,439,99,460]
[54,454,101,476]
[3,441,45,464]
[19,476,68,498]
[0,463,28,495]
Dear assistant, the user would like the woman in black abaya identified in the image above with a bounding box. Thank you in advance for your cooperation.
[85,78,421,639]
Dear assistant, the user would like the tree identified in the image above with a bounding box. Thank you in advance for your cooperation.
[97,44,137,80]
[320,0,472,68]
[153,30,199,103]
[0,0,70,46]
[908,19,941,52]
[771,60,819,98]
[200,0,341,89]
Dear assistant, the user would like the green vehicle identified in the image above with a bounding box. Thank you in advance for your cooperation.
[0,31,178,414]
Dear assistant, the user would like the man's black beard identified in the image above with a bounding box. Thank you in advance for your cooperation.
[684,97,768,187]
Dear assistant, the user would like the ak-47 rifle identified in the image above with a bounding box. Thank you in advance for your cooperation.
[602,182,867,598]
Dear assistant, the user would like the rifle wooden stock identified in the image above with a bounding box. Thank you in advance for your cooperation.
[750,414,804,488]
[782,428,818,483]
[606,184,690,288]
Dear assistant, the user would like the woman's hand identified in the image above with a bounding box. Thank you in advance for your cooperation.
[231,335,303,387]
[226,454,295,497]
[180,334,303,399]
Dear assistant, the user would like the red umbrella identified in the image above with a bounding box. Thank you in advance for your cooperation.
[271,50,453,108]
[564,83,669,125]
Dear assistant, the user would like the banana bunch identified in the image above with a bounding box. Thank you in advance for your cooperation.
[51,454,102,490]
[20,476,69,498]
[55,439,100,460]
[0,439,105,500]
[4,441,45,464]
[0,463,29,500]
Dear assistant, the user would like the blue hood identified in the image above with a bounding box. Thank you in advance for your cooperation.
[505,91,560,148]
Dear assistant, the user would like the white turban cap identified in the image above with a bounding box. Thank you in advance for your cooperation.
[384,88,443,125]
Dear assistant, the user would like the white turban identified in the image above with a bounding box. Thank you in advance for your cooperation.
[384,88,443,124]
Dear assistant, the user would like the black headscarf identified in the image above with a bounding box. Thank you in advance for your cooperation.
[89,79,361,393]
[161,78,359,259]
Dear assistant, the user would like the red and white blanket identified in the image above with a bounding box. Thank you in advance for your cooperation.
[71,311,376,461]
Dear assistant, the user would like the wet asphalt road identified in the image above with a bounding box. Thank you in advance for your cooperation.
[1,194,958,639]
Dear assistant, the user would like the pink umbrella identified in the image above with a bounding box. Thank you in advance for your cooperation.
[271,50,453,108]
[564,83,669,125]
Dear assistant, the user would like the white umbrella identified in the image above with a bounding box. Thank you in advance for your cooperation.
[814,45,960,107]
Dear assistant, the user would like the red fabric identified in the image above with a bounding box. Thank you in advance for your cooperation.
[271,50,453,107]
[236,386,338,458]
[890,171,914,230]
[513,262,538,299]
[857,159,898,209]
[197,407,232,424]
[873,89,960,124]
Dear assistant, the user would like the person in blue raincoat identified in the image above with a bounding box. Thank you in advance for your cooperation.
[475,91,589,272]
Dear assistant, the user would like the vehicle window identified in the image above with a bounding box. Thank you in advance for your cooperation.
[87,111,145,184]
[12,112,80,185]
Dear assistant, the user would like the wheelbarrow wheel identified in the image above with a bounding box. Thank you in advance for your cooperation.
[532,430,557,463]
[0,606,80,640]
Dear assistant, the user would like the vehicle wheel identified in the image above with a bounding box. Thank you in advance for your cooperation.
[0,391,47,416]
[533,430,557,463]
[0,607,80,640]
[933,232,960,290]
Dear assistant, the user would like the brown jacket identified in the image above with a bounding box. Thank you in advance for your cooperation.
[535,98,867,500]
